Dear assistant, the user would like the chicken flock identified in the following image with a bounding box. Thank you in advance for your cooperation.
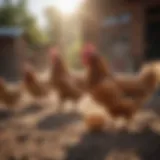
[0,44,159,132]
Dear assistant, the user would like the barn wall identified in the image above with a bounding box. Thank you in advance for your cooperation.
[81,0,160,72]
[130,1,160,68]
[14,37,27,76]
[101,0,134,72]
[82,0,135,72]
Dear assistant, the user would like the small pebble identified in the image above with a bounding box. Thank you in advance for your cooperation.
[16,134,29,143]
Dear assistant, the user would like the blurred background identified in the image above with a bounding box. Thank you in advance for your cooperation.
[1,0,159,81]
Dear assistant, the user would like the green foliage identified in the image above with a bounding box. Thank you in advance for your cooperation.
[26,23,49,45]
[0,5,17,26]
[44,6,83,69]
[66,39,83,69]
[0,0,48,46]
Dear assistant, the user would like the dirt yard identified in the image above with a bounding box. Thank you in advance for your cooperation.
[0,91,160,160]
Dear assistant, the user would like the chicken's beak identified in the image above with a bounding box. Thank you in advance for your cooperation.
[81,43,96,66]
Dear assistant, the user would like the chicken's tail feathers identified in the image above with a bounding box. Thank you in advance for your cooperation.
[140,61,160,90]
[150,61,160,84]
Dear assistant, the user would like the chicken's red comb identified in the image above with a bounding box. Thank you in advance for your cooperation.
[81,43,97,65]
[23,63,33,73]
[50,47,59,58]
[82,43,96,54]
[50,46,60,64]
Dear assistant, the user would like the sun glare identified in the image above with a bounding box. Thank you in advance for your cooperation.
[54,0,82,14]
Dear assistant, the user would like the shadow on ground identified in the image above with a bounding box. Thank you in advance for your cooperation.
[37,112,82,131]
[18,104,43,116]
[0,109,13,121]
[145,91,160,114]
[65,128,160,160]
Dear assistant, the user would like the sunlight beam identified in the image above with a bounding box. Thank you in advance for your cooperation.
[54,0,82,15]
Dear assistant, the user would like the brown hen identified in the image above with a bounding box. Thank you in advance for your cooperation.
[0,78,21,109]
[49,47,85,112]
[81,44,155,120]
[23,64,49,99]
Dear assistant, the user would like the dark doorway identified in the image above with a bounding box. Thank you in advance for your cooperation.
[145,6,160,62]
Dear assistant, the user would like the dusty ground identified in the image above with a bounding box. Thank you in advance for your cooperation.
[0,90,160,160]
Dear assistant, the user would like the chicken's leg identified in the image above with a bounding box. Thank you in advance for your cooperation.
[56,97,65,113]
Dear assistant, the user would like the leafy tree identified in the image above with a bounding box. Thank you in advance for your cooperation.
[0,0,48,46]
[0,2,17,26]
